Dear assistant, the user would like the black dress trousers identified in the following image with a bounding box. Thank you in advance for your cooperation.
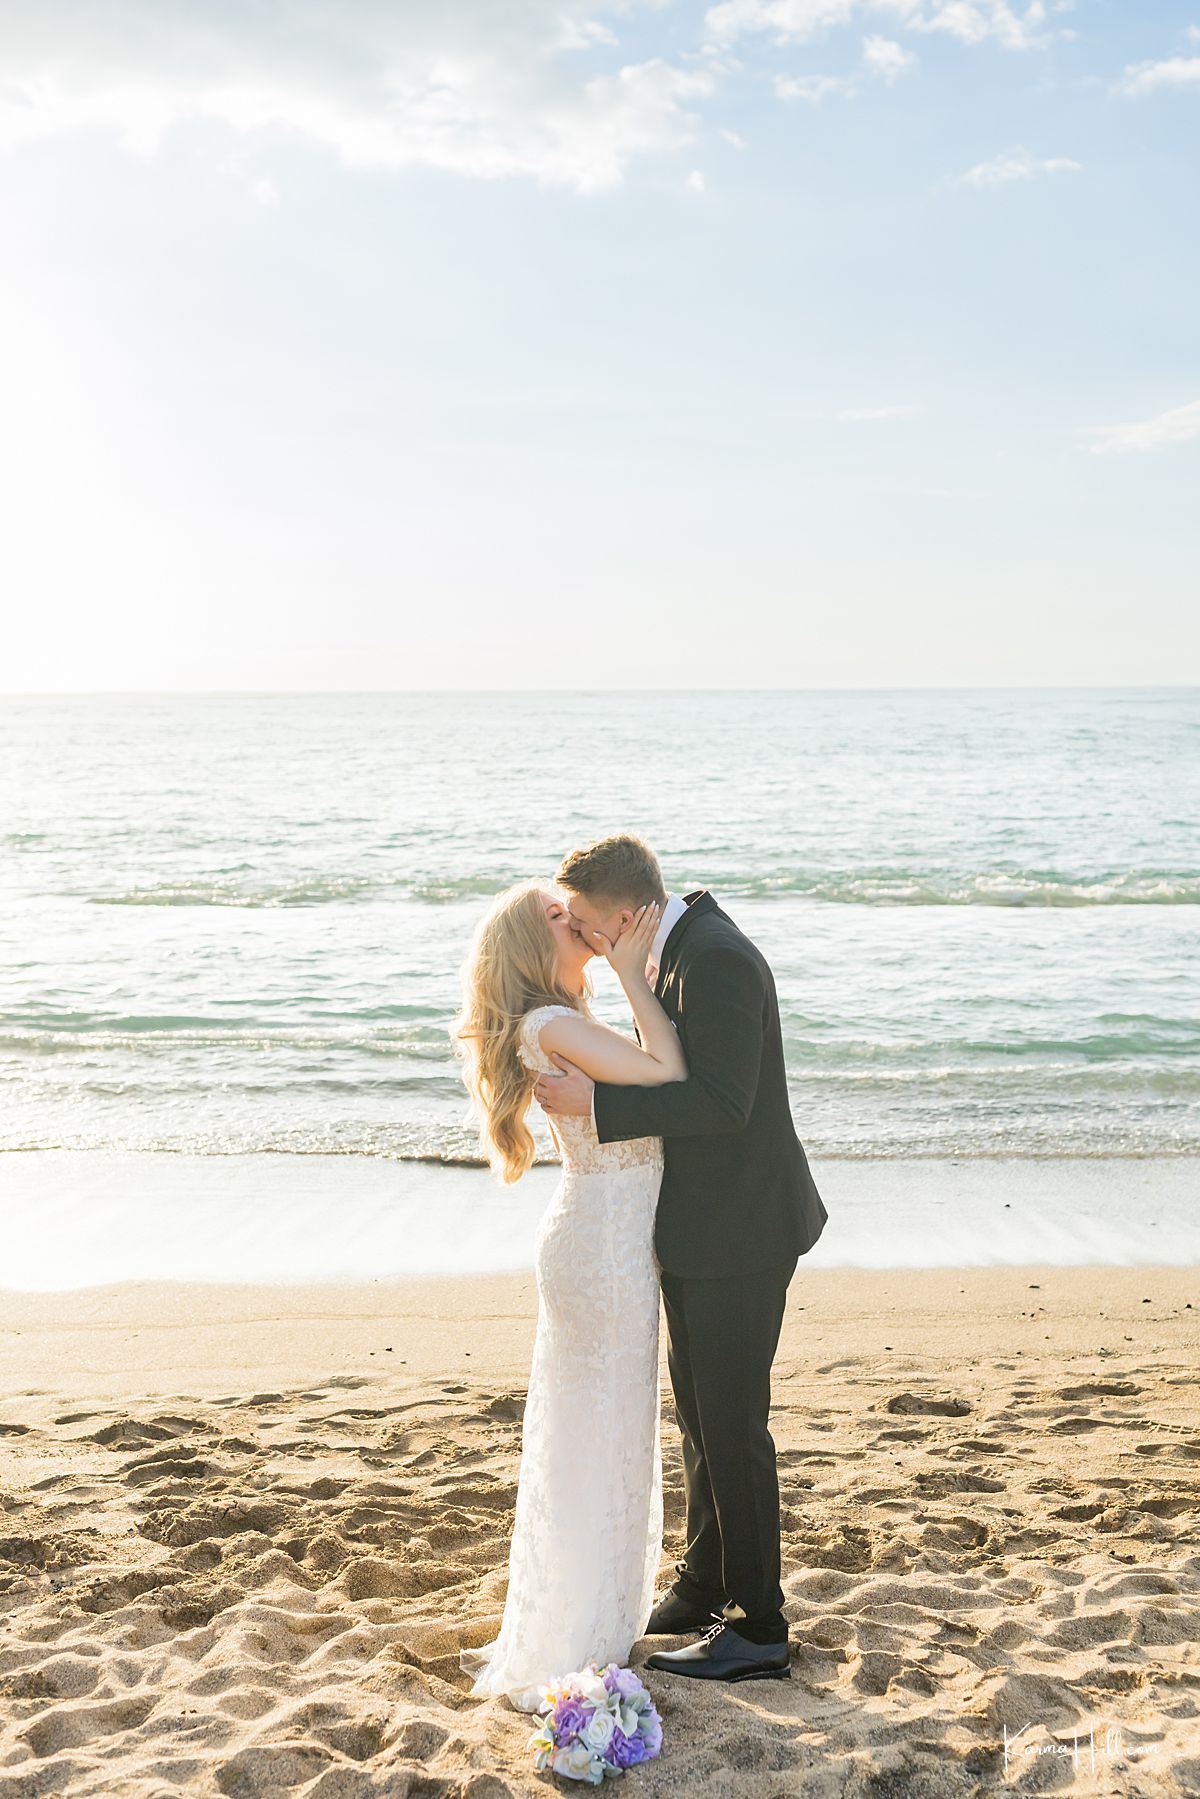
[658,1253,797,1643]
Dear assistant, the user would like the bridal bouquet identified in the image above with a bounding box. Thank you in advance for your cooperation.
[527,1663,662,1783]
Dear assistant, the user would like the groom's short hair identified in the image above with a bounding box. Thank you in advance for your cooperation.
[557,834,667,909]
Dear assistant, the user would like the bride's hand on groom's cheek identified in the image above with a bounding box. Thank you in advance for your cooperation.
[595,904,657,979]
[535,1055,594,1116]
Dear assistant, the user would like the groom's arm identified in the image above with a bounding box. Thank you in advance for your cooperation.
[593,947,765,1141]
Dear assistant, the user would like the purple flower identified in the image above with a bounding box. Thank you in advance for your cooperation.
[602,1664,645,1701]
[552,1697,592,1742]
[607,1727,649,1769]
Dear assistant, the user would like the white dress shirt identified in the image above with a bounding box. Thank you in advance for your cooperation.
[589,891,688,1124]
[645,890,689,989]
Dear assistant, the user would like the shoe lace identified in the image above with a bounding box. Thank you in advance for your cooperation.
[699,1617,727,1644]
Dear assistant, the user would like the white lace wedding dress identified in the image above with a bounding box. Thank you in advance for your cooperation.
[459,1002,665,1712]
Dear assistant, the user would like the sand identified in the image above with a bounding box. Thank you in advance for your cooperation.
[1,1265,1198,1797]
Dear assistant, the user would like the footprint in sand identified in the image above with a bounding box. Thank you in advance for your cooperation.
[400,1449,439,1470]
[884,1393,972,1418]
[0,1533,74,1574]
[481,1393,525,1423]
[154,1413,213,1433]
[710,1727,802,1773]
[138,1499,291,1548]
[1043,1606,1143,1651]
[390,1718,449,1759]
[19,1692,159,1759]
[914,1470,1004,1496]
[77,1568,168,1616]
[320,1716,393,1762]
[214,1742,337,1796]
[276,1477,350,1500]
[1128,1492,1200,1519]
[88,1418,176,1448]
[120,1449,226,1487]
[322,1406,406,1422]
[847,1647,909,1696]
[1055,1380,1141,1401]
[918,1515,989,1552]
[427,1477,518,1513]
[0,1653,102,1702]
[336,1555,424,1601]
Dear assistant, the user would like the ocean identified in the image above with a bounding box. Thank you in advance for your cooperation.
[4,680,1194,1288]
[2,688,1198,1284]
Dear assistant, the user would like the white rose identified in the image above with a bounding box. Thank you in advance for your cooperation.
[582,1708,616,1753]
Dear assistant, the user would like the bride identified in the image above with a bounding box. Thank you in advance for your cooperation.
[452,880,686,1711]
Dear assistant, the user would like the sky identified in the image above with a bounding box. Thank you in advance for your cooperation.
[0,0,1197,691]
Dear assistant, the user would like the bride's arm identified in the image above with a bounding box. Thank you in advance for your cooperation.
[538,1008,685,1087]
[541,902,687,1086]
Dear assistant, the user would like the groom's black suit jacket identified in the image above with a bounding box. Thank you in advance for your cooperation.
[593,889,827,1280]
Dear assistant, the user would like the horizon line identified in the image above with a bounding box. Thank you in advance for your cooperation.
[3,683,1197,699]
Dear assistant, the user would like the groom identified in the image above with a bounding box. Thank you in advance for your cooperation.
[536,834,828,1682]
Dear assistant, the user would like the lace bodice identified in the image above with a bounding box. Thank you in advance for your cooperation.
[517,1003,663,1175]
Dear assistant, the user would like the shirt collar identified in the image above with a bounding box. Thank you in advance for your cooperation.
[648,891,689,976]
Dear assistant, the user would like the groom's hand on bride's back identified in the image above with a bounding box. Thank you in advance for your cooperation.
[535,1054,594,1116]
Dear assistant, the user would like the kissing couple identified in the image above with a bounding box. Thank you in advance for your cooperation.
[453,834,828,1712]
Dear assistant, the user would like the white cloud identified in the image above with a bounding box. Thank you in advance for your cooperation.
[720,125,749,145]
[1083,398,1200,456]
[951,146,1081,186]
[1116,55,1200,97]
[862,34,918,79]
[553,16,621,51]
[776,70,858,99]
[705,0,1053,50]
[775,27,916,100]
[0,1,713,194]
[251,174,279,207]
[707,1,862,45]
[686,166,707,190]
[909,1,1052,49]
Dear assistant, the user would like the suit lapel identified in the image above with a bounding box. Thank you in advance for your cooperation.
[655,889,716,1000]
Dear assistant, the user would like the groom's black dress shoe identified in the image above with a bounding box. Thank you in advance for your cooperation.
[645,1622,791,1682]
[644,1588,725,1636]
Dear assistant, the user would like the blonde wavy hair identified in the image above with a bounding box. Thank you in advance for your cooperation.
[451,880,590,1184]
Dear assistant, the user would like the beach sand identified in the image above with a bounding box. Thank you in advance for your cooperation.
[1,1265,1198,1797]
